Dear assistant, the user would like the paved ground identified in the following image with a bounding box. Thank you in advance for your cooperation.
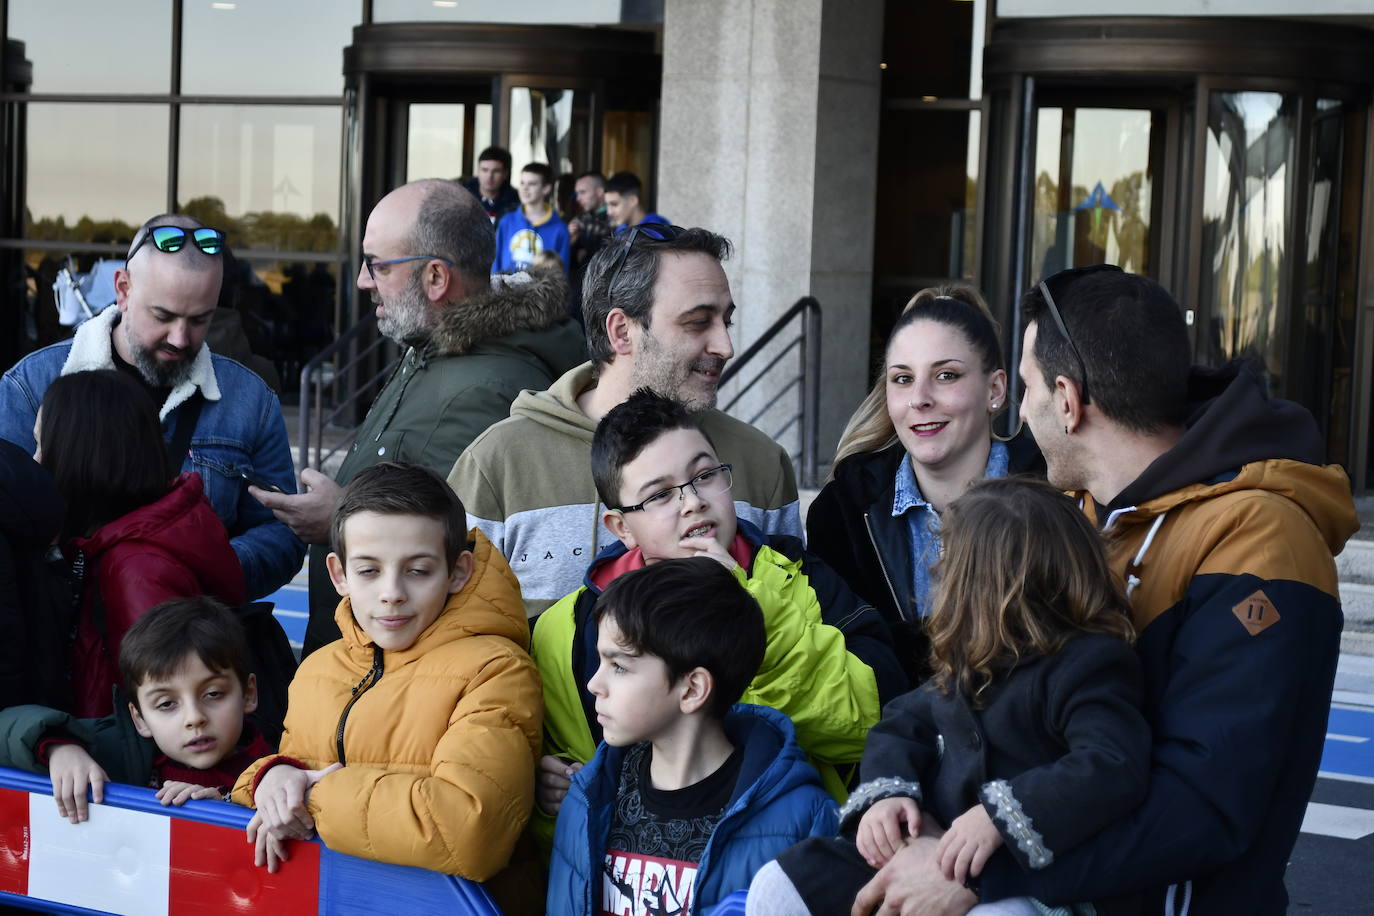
[1289,654,1374,914]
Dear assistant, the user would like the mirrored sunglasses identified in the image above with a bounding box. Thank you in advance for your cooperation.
[130,225,227,259]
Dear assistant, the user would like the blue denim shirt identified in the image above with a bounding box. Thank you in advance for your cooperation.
[0,334,304,601]
[893,440,1010,617]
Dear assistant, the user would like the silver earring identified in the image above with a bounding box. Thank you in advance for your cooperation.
[1064,425,1069,435]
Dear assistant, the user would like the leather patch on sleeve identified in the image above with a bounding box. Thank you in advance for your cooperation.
[1233,590,1280,636]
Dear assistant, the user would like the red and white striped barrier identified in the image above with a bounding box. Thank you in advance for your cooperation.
[0,766,501,915]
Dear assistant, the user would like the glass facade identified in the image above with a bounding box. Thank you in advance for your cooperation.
[7,0,170,93]
[3,1,349,391]
[1199,91,1297,386]
[1031,107,1154,278]
[871,0,986,356]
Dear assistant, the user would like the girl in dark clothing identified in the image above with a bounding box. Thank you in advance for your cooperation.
[37,370,244,718]
[754,477,1150,916]
[808,285,1042,684]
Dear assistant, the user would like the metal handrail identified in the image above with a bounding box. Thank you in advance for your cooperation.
[297,313,400,476]
[298,296,823,487]
[718,296,822,487]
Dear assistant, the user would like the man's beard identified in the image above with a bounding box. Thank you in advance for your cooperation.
[375,271,434,346]
[125,322,194,390]
[629,329,725,412]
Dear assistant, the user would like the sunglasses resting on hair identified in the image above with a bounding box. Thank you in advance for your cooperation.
[129,225,227,259]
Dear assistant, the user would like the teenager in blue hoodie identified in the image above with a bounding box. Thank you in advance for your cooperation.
[494,162,571,274]
[547,557,837,915]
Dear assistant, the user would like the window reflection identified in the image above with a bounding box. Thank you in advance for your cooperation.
[178,105,341,252]
[7,0,169,94]
[373,0,623,24]
[408,104,471,182]
[873,110,980,287]
[1030,107,1153,280]
[226,256,339,395]
[508,87,591,178]
[180,0,355,96]
[25,104,169,241]
[602,110,654,195]
[1200,91,1295,385]
[1298,99,1360,463]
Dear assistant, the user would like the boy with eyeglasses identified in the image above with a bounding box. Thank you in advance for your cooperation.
[528,389,907,855]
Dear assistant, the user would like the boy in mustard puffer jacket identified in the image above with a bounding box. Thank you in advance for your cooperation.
[232,462,542,896]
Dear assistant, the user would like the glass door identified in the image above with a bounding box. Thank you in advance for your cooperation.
[1027,94,1175,285]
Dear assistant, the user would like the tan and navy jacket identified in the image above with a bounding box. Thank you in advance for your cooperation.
[982,360,1359,916]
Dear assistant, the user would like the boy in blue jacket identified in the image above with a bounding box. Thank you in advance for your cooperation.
[548,557,837,915]
[530,390,907,854]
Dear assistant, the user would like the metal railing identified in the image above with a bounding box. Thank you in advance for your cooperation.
[297,314,399,476]
[298,296,823,487]
[718,296,822,488]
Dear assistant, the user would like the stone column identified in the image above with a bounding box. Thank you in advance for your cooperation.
[658,0,883,477]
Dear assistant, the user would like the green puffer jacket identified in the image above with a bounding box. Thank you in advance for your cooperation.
[528,520,907,856]
[0,694,153,785]
[305,270,588,653]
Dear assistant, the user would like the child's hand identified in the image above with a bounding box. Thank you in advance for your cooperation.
[936,803,1003,884]
[251,762,341,841]
[856,797,922,868]
[536,755,583,815]
[247,811,292,874]
[47,744,107,824]
[156,781,221,806]
[677,535,739,571]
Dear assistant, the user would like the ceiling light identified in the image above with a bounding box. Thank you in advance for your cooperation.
[211,2,236,9]
[433,1,458,7]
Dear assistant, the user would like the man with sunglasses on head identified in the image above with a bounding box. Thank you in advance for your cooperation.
[448,224,802,620]
[851,267,1358,916]
[250,178,585,655]
[0,213,304,602]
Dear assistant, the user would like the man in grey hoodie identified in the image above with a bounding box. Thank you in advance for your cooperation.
[448,225,801,619]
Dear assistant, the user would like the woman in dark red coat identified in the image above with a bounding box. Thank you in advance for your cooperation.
[37,370,244,717]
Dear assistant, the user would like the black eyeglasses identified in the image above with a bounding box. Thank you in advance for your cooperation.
[611,464,733,515]
[1035,264,1123,406]
[129,225,226,259]
[362,254,454,283]
[606,223,687,292]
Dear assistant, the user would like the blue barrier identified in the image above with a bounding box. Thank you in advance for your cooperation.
[0,765,502,915]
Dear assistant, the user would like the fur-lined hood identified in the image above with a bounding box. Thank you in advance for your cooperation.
[59,305,219,421]
[426,270,568,358]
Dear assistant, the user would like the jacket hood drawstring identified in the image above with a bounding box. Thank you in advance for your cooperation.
[1104,507,1168,601]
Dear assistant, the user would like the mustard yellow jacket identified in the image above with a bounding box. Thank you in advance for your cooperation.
[232,530,542,880]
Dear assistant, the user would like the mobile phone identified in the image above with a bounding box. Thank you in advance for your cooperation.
[238,468,285,494]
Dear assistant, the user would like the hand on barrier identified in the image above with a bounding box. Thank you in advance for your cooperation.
[536,755,582,815]
[247,761,342,872]
[156,780,222,807]
[250,468,339,546]
[935,804,1002,885]
[856,797,923,869]
[47,744,108,824]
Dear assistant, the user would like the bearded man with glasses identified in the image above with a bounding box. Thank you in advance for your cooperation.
[250,178,585,656]
[0,213,304,601]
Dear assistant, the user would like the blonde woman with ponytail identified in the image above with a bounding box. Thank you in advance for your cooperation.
[806,285,1042,683]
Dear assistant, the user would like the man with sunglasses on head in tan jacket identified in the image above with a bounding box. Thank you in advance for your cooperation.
[0,213,302,602]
